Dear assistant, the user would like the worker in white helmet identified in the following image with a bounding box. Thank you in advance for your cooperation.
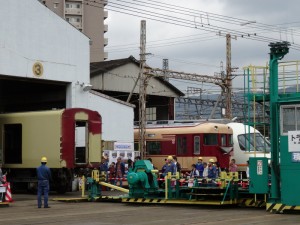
[37,157,52,208]
[207,158,217,179]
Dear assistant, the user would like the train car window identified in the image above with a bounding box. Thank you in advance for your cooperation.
[203,134,218,145]
[229,134,233,146]
[4,124,22,164]
[238,133,270,152]
[146,141,161,155]
[177,136,187,155]
[194,136,200,154]
[221,134,226,146]
[281,107,296,134]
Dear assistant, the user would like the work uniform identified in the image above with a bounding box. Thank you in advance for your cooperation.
[195,162,204,177]
[163,162,175,177]
[207,165,217,179]
[37,164,51,208]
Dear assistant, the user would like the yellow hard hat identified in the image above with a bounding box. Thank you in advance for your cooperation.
[41,157,47,163]
[209,158,214,163]
[198,157,203,160]
[167,155,173,160]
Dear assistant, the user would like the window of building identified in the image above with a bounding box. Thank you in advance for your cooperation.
[281,105,300,134]
[194,136,200,154]
[177,136,187,155]
[146,107,156,121]
[54,2,59,8]
[203,134,218,145]
[66,3,70,8]
[66,17,70,22]
[146,141,161,155]
[76,4,81,8]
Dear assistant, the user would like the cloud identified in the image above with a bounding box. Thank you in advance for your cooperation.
[105,0,300,90]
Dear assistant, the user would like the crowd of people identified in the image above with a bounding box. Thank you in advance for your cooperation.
[99,155,142,187]
[161,156,239,180]
[98,155,240,188]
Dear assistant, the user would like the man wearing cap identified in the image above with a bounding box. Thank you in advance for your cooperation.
[37,156,52,208]
[195,157,204,178]
[162,156,175,177]
[207,159,217,179]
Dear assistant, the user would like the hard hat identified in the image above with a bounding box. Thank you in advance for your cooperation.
[198,157,203,160]
[41,157,47,163]
[167,155,173,160]
[209,158,214,163]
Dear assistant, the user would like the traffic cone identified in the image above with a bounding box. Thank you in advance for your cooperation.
[5,182,13,202]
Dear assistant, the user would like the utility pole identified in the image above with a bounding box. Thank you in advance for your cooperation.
[139,20,147,159]
[225,33,232,119]
[162,59,169,81]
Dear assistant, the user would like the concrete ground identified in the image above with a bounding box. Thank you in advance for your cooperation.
[1,191,300,225]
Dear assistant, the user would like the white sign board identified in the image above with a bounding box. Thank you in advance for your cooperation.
[114,142,133,151]
[288,130,300,152]
[257,160,263,175]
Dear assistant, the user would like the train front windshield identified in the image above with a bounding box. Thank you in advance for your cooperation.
[238,133,271,152]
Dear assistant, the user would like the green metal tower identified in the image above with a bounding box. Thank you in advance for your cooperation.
[268,42,290,202]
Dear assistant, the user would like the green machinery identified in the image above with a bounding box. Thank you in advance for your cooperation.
[127,160,159,198]
[127,160,241,204]
[246,41,300,212]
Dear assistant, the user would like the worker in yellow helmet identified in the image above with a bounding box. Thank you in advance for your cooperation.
[37,156,52,208]
[207,158,217,179]
[195,157,204,177]
[162,155,175,177]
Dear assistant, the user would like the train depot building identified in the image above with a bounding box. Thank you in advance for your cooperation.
[90,56,184,121]
[0,0,134,192]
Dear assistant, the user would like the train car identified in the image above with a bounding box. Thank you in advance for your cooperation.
[227,122,271,170]
[134,122,233,172]
[0,108,102,193]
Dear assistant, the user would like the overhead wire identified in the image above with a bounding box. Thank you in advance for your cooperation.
[85,0,300,51]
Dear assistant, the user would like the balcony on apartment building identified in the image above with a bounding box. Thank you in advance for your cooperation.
[104,11,108,20]
[104,38,108,46]
[104,52,108,60]
[104,24,108,33]
[65,7,83,15]
[66,19,82,29]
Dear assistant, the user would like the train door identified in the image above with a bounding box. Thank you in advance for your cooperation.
[176,135,187,156]
[75,121,88,164]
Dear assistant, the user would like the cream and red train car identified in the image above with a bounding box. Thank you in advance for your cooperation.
[0,108,102,193]
[134,122,233,172]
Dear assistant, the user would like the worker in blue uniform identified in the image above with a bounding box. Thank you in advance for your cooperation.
[37,157,52,208]
[195,157,204,177]
[162,156,175,177]
[207,158,217,179]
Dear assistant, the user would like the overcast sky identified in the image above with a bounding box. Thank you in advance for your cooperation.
[104,0,300,94]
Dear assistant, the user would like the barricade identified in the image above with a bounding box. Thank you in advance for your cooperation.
[4,182,13,202]
[2,175,13,202]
